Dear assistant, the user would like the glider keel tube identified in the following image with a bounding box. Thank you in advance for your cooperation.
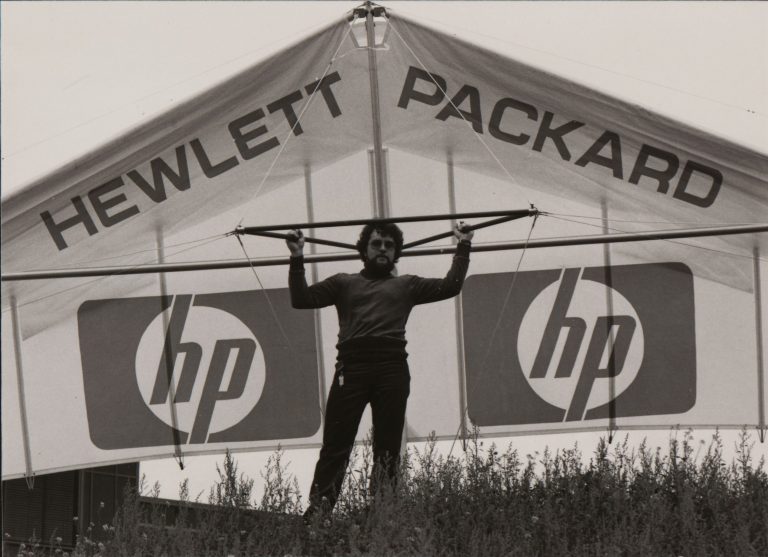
[3,223,767,281]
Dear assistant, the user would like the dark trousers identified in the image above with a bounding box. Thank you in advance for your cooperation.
[307,357,410,513]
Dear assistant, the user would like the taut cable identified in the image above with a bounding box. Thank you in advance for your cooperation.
[449,213,539,456]
[388,19,532,207]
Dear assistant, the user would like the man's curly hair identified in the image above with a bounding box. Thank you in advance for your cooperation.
[356,223,404,263]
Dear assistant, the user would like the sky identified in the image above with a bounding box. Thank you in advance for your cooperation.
[2,1,767,500]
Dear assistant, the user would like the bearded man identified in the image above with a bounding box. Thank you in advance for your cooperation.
[286,221,473,517]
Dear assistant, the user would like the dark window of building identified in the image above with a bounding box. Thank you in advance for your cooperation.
[2,462,138,553]
[2,472,77,547]
[80,463,139,531]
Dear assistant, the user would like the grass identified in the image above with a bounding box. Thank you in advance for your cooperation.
[7,429,768,557]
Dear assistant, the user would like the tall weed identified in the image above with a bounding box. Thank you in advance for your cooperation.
[9,430,766,557]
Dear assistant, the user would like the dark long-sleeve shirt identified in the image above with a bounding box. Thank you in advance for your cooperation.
[289,241,471,346]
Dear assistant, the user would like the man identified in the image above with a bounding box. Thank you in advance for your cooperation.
[286,221,474,517]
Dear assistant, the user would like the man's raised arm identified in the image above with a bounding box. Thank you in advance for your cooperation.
[286,229,338,309]
[410,222,474,304]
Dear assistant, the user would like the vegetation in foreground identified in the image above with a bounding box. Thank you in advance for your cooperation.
[7,430,768,557]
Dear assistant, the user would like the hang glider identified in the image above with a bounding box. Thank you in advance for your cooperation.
[2,2,766,481]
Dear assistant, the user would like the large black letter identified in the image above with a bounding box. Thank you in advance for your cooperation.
[436,85,483,133]
[128,146,192,202]
[41,196,99,251]
[305,71,343,117]
[190,139,239,179]
[566,315,636,422]
[268,90,306,135]
[397,66,446,109]
[190,338,256,444]
[489,98,538,145]
[673,161,722,208]
[532,111,585,161]
[150,295,202,406]
[88,177,140,228]
[229,109,280,160]
[530,269,586,380]
[575,131,624,179]
[628,144,679,194]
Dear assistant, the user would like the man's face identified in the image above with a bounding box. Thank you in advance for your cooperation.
[366,230,396,271]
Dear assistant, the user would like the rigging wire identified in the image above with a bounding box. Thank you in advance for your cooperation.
[234,234,327,421]
[449,213,539,456]
[387,20,533,208]
[243,24,354,208]
[229,24,355,425]
[44,233,229,268]
[2,234,229,315]
[234,235,297,350]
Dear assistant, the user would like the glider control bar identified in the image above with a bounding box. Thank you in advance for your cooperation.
[235,208,538,233]
[3,223,767,281]
[234,208,537,253]
[402,213,530,249]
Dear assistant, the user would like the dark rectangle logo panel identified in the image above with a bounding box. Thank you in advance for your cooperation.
[463,263,696,426]
[78,289,320,449]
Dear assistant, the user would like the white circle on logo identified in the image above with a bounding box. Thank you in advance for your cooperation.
[135,303,266,441]
[517,275,644,415]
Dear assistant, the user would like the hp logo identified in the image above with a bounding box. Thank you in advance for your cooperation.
[463,263,696,426]
[135,295,266,444]
[79,288,321,450]
[517,268,643,421]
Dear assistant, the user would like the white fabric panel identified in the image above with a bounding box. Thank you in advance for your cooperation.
[461,243,763,438]
[5,275,324,479]
[382,14,767,290]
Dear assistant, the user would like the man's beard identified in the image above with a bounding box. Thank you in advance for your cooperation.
[364,255,395,276]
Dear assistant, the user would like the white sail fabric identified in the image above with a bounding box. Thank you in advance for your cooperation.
[382,15,766,288]
[2,10,766,479]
